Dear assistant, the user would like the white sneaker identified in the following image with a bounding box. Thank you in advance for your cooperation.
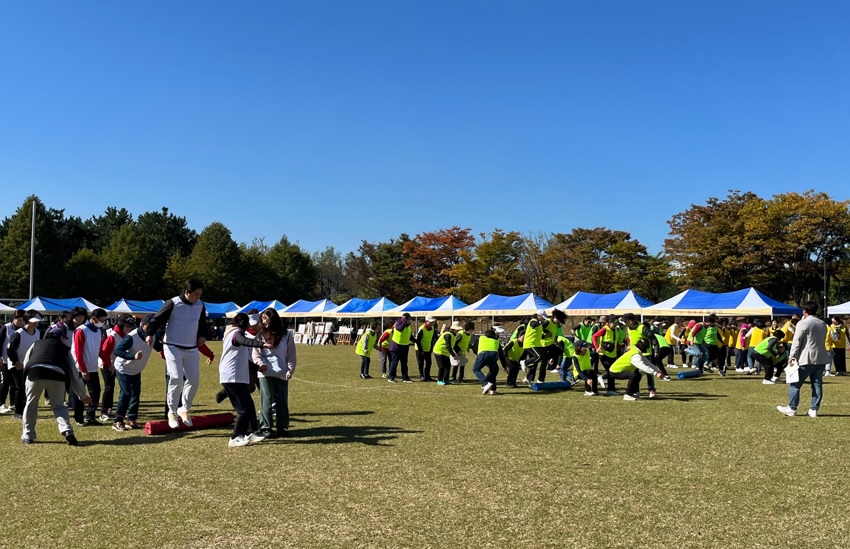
[735,368,743,372]
[668,365,679,369]
[584,391,596,396]
[99,413,111,422]
[807,409,817,418]
[520,360,526,372]
[177,407,193,427]
[824,371,835,377]
[0,404,11,414]
[623,394,638,401]
[167,412,179,429]
[771,377,779,383]
[776,405,796,417]
[597,375,607,389]
[246,433,263,444]
[762,379,775,385]
[482,382,494,394]
[228,435,250,447]
[605,390,619,397]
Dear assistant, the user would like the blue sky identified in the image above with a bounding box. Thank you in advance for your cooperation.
[1,1,848,256]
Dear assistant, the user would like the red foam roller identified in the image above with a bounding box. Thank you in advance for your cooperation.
[144,412,235,435]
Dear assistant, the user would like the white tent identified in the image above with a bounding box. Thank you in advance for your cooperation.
[828,301,850,316]
[454,293,555,317]
[554,290,653,316]
[0,302,15,314]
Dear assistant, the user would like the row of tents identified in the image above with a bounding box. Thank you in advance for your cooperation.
[2,287,848,318]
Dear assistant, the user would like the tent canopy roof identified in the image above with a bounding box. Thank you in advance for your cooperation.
[645,288,800,316]
[455,293,555,317]
[555,290,653,315]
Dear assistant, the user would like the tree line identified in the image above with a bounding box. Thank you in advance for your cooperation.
[1,191,848,307]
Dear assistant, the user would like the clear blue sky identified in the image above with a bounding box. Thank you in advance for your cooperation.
[1,1,848,256]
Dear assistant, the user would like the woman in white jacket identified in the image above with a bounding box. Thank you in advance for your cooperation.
[253,308,297,439]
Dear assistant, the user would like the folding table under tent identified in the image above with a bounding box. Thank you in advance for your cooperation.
[281,299,338,318]
[104,299,164,315]
[554,290,654,317]
[828,301,850,316]
[386,295,469,318]
[226,300,288,318]
[454,292,556,317]
[19,296,101,314]
[205,302,240,319]
[643,287,800,317]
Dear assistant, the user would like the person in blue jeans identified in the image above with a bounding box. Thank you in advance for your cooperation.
[472,326,505,395]
[777,301,830,418]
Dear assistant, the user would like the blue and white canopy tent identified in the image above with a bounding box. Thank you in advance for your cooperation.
[387,296,469,318]
[332,297,399,318]
[643,287,801,317]
[454,293,556,317]
[19,296,101,314]
[104,299,164,315]
[554,290,654,317]
[280,299,338,318]
[204,302,240,319]
[226,300,288,317]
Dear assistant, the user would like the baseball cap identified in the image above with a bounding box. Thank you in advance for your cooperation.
[425,315,437,322]
[493,326,505,333]
[27,314,43,324]
[536,309,547,317]
[248,314,260,326]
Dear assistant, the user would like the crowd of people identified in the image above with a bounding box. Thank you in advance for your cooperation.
[354,304,845,409]
[0,279,297,448]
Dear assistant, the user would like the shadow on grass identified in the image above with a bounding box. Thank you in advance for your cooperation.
[655,392,727,401]
[283,425,421,446]
[290,410,375,424]
[78,431,194,446]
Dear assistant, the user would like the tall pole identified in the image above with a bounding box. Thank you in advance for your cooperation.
[823,254,828,316]
[29,200,35,299]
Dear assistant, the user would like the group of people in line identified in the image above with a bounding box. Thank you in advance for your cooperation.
[353,303,846,410]
[1,279,297,448]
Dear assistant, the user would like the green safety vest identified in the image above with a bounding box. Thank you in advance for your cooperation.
[542,321,558,345]
[415,325,435,352]
[557,336,575,358]
[354,330,376,357]
[457,331,472,353]
[478,335,500,352]
[755,336,778,359]
[598,326,617,358]
[704,326,719,345]
[572,351,592,375]
[655,333,671,349]
[575,323,593,343]
[506,339,524,361]
[523,322,544,349]
[391,324,412,346]
[379,329,392,350]
[610,347,641,374]
[690,324,706,345]
[433,331,456,357]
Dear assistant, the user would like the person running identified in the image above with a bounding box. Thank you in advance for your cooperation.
[0,310,27,415]
[253,308,297,439]
[354,322,378,379]
[20,325,91,445]
[472,326,505,395]
[7,311,45,420]
[433,321,461,386]
[414,316,437,381]
[606,338,663,400]
[218,313,273,447]
[111,314,158,431]
[146,278,207,429]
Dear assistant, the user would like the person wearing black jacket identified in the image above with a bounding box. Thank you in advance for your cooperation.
[0,310,26,414]
[21,326,91,445]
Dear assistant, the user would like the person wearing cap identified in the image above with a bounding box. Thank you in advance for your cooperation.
[606,338,663,400]
[451,320,475,384]
[70,308,109,426]
[521,311,549,385]
[414,316,438,381]
[20,325,91,445]
[433,321,461,385]
[0,309,27,414]
[111,314,158,430]
[354,322,378,379]
[503,324,526,388]
[6,310,44,420]
[97,314,135,422]
[472,326,506,395]
[570,340,598,395]
[387,313,414,383]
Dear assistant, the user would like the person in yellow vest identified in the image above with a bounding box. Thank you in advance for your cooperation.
[605,338,663,400]
[414,316,438,382]
[433,321,461,385]
[387,313,414,383]
[753,329,787,384]
[715,317,730,376]
[503,324,525,388]
[827,316,847,376]
[592,316,619,385]
[557,333,576,385]
[780,314,800,350]
[451,320,475,383]
[745,319,768,374]
[472,326,506,395]
[570,340,598,395]
[651,322,674,381]
[664,318,682,369]
[522,311,548,385]
[622,313,663,397]
[542,309,567,377]
[377,327,393,378]
[354,322,378,379]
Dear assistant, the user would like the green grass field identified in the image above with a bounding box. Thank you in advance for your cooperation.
[1,343,847,548]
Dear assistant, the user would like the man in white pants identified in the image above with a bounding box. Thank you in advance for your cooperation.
[146,279,207,429]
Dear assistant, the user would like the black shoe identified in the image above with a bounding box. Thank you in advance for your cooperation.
[215,390,227,404]
[387,378,397,383]
[402,378,414,383]
[505,383,517,388]
[360,373,367,379]
[63,432,79,446]
[21,438,33,444]
[13,414,22,420]
[420,376,426,381]
[277,429,290,438]
[83,418,102,427]
[364,374,373,379]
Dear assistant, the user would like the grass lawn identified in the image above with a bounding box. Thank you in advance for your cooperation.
[1,343,848,548]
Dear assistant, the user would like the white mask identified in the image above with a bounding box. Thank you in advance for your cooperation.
[93,321,105,329]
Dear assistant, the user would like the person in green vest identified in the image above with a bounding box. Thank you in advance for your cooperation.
[451,320,475,384]
[753,329,787,384]
[651,322,674,381]
[388,313,414,383]
[414,316,438,382]
[541,309,567,379]
[591,316,619,379]
[622,312,664,397]
[570,340,598,395]
[433,321,461,386]
[503,324,526,388]
[354,322,378,379]
[703,315,721,373]
[605,338,663,400]
[522,310,549,386]
[557,333,576,385]
[472,326,506,395]
[574,316,600,374]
